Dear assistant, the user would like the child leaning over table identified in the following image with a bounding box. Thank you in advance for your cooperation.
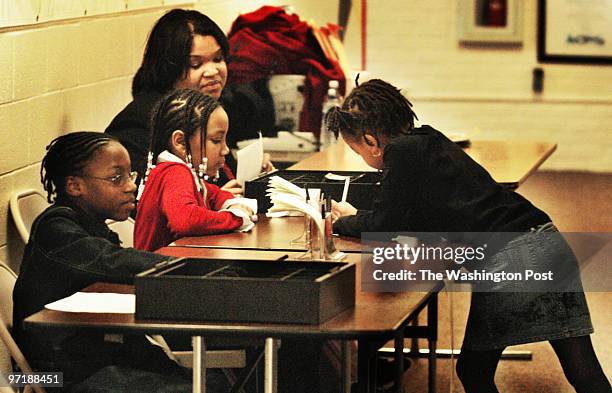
[327,78,610,392]
[12,132,228,392]
[134,88,257,252]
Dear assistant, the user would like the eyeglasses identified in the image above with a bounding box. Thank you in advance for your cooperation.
[81,171,138,187]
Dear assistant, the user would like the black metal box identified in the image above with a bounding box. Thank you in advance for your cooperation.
[245,170,382,212]
[135,258,355,324]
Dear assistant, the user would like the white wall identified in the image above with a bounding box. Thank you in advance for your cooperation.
[0,0,610,267]
[0,6,167,268]
[203,0,612,172]
[361,0,612,172]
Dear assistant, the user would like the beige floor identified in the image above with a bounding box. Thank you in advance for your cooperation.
[398,171,612,392]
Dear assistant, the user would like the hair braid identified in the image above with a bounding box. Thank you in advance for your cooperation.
[149,89,219,164]
[144,88,220,193]
[41,132,116,203]
[326,79,418,144]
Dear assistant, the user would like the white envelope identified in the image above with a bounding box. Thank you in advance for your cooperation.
[236,132,264,186]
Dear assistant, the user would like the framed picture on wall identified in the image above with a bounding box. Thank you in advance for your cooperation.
[538,0,612,64]
[457,0,523,44]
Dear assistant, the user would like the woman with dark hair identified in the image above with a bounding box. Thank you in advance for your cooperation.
[132,9,228,97]
[106,9,228,188]
[106,8,272,197]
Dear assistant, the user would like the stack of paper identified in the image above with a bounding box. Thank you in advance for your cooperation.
[266,176,324,234]
[45,292,135,314]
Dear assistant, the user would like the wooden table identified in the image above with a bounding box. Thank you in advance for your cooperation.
[289,139,557,189]
[24,248,442,393]
[174,215,363,252]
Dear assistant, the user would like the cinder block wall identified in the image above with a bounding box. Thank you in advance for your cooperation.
[0,0,352,269]
[0,8,167,269]
[1,0,610,269]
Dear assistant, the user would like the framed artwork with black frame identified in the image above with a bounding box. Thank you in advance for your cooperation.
[537,0,612,65]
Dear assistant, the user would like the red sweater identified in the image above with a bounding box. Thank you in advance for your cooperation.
[227,6,346,134]
[134,162,242,251]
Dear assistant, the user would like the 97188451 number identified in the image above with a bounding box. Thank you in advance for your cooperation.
[5,372,63,387]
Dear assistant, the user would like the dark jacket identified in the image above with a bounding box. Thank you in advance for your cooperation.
[13,199,171,388]
[333,125,550,237]
[105,90,164,188]
[105,83,273,190]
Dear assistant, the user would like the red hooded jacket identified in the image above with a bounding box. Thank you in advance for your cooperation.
[227,6,346,135]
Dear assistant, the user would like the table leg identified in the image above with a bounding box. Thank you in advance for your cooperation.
[394,330,405,393]
[427,293,438,393]
[357,339,376,393]
[264,337,279,393]
[192,336,206,393]
[341,341,352,393]
[410,317,419,357]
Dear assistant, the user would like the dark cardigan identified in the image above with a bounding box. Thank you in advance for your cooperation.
[105,90,164,188]
[13,199,171,387]
[333,125,550,237]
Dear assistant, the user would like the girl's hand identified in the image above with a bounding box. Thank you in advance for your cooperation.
[221,179,243,196]
[232,204,254,217]
[261,153,275,172]
[331,200,357,221]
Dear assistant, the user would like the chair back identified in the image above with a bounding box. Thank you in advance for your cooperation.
[0,262,16,331]
[10,190,135,248]
[0,261,16,384]
[106,218,135,248]
[0,260,46,393]
[9,190,50,244]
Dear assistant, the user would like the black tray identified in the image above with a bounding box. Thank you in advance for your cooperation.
[245,170,382,212]
[135,258,355,324]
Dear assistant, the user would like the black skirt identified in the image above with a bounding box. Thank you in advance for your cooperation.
[461,224,593,350]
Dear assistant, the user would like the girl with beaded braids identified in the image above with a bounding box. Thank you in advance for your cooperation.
[328,79,609,393]
[106,8,274,199]
[12,132,227,392]
[134,88,257,252]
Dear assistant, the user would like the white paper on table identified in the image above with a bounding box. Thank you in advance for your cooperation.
[44,292,135,314]
[267,191,324,235]
[236,132,264,186]
[266,175,306,199]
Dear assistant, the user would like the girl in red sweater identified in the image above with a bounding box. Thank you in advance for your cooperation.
[134,89,257,251]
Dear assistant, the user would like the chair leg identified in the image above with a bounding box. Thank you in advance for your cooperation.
[0,324,47,393]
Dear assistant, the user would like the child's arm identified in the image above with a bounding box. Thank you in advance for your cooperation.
[35,211,169,282]
[220,179,244,195]
[333,146,421,237]
[207,182,258,229]
[160,167,246,236]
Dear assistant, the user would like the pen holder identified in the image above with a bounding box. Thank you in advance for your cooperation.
[300,215,346,261]
[290,214,310,246]
[308,216,324,260]
[323,213,346,261]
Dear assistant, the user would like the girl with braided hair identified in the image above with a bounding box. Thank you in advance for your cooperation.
[134,88,257,252]
[13,132,231,392]
[106,8,274,199]
[136,88,341,393]
[327,79,609,392]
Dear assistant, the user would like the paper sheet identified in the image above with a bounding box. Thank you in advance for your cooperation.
[45,292,135,314]
[236,133,264,186]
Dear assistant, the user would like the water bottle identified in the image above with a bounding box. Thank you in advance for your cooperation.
[320,80,341,150]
